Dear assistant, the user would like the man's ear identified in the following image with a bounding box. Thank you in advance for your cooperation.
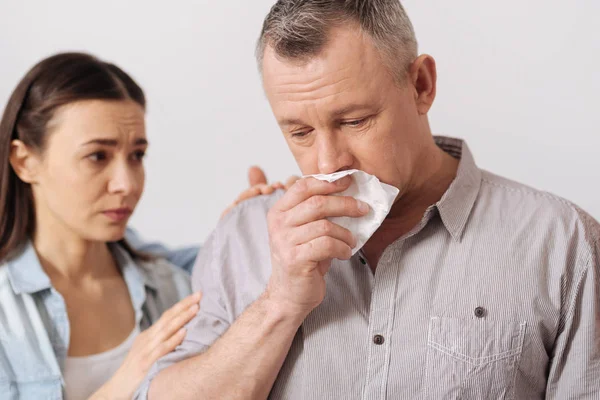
[10,140,41,184]
[409,54,437,115]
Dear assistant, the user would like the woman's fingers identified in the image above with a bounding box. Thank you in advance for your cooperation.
[148,302,200,347]
[146,292,201,340]
[150,327,188,361]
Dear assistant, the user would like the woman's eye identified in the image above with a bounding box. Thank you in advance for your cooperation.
[88,151,107,162]
[131,150,146,161]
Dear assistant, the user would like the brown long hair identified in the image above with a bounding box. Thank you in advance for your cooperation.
[0,52,147,261]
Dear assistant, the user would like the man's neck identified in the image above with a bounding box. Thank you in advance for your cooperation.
[362,144,460,271]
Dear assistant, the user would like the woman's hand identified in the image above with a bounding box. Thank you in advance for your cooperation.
[90,292,202,400]
[221,166,300,218]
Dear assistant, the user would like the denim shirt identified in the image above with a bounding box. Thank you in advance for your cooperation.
[0,242,192,399]
[124,228,199,274]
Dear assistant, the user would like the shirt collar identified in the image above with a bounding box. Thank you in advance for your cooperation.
[109,244,162,323]
[6,241,158,316]
[433,136,482,241]
[6,242,52,295]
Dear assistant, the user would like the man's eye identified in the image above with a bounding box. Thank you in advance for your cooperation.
[342,118,368,127]
[291,130,311,138]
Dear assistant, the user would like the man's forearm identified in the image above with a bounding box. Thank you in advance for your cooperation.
[149,291,304,400]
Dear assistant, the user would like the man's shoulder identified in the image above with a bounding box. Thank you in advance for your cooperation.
[212,190,284,245]
[222,189,284,224]
[480,171,597,220]
[191,191,282,304]
[478,170,600,252]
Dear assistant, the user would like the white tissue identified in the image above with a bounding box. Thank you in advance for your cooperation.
[306,169,399,255]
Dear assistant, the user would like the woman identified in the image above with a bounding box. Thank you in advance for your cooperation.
[0,52,287,399]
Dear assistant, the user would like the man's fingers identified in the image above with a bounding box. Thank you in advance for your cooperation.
[285,195,369,227]
[295,236,353,263]
[248,166,268,186]
[287,220,356,248]
[284,175,300,189]
[274,176,353,212]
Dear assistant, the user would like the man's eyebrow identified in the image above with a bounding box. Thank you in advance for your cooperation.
[330,103,373,118]
[278,104,374,127]
[279,118,307,127]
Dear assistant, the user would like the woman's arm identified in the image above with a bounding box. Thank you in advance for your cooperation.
[89,292,202,400]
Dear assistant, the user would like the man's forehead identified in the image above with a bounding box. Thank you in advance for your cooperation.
[261,26,381,91]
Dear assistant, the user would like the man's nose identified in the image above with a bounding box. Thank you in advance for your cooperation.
[316,133,353,175]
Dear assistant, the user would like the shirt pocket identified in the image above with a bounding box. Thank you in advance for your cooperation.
[0,379,63,400]
[423,316,526,400]
[0,338,63,400]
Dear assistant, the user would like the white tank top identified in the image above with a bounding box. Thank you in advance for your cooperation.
[63,325,140,400]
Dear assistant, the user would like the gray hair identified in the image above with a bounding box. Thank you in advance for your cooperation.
[256,0,419,82]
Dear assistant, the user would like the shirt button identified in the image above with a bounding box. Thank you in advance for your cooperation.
[474,307,486,318]
[373,334,385,345]
[359,257,367,265]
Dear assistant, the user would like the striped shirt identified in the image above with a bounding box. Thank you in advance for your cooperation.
[139,136,600,399]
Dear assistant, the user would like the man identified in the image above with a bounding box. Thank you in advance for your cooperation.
[140,1,600,398]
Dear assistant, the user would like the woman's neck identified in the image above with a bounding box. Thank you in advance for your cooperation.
[32,219,116,282]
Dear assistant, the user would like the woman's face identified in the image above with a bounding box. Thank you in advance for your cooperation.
[22,99,147,242]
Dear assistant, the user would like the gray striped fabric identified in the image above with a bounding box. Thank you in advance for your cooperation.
[140,136,600,400]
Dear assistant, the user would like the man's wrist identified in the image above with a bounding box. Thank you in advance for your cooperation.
[258,289,310,329]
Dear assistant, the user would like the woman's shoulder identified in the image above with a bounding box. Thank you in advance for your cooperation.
[0,264,15,300]
[0,260,63,385]
[135,256,193,309]
[111,243,193,319]
[137,256,191,289]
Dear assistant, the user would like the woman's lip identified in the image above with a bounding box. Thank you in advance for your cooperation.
[102,208,132,221]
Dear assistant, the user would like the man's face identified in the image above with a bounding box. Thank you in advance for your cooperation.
[262,24,432,193]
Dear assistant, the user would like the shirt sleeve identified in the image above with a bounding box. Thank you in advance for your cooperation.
[134,228,227,399]
[545,239,600,398]
[133,194,277,399]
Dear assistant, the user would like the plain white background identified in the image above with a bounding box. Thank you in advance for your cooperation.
[1,1,598,247]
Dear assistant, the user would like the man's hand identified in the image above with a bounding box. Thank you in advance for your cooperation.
[265,176,370,319]
[148,175,369,400]
[221,166,300,218]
